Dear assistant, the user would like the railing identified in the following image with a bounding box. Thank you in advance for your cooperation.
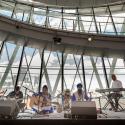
[0,0,125,35]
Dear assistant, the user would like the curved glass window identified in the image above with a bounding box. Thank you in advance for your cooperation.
[0,0,125,35]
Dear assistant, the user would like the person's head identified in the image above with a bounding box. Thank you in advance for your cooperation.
[42,85,48,94]
[112,74,117,81]
[14,86,20,94]
[64,89,70,97]
[77,83,83,93]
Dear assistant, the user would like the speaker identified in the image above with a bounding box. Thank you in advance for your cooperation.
[71,101,97,119]
[0,99,19,119]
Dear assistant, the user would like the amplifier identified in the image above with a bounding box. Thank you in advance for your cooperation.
[0,99,19,119]
[71,101,97,119]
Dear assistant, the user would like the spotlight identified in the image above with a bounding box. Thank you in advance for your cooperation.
[16,25,19,29]
[53,37,62,45]
[88,37,92,42]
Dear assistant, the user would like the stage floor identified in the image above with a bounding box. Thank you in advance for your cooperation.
[17,108,125,119]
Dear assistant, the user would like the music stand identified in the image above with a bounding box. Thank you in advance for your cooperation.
[22,86,36,110]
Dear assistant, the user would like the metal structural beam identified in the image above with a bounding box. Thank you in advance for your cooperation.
[0,36,7,58]
[70,54,83,93]
[20,49,36,88]
[107,5,118,35]
[0,45,19,88]
[61,7,64,30]
[76,8,80,32]
[38,49,44,93]
[38,49,52,93]
[24,52,34,90]
[11,2,16,18]
[81,55,87,95]
[108,58,117,86]
[90,56,104,89]
[42,60,52,94]
[87,57,98,92]
[38,48,53,94]
[52,53,67,96]
[14,44,25,89]
[92,7,99,34]
[79,16,85,32]
[61,52,64,94]
[45,6,49,28]
[121,18,125,35]
[102,57,110,88]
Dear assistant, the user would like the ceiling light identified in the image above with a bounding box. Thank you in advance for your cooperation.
[53,37,62,45]
[88,37,92,42]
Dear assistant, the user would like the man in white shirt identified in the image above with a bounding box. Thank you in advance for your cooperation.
[111,75,123,89]
[108,74,123,111]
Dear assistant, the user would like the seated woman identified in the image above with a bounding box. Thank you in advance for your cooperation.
[27,85,53,114]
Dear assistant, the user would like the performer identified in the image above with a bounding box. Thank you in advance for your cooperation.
[39,85,51,107]
[72,83,89,102]
[28,85,52,114]
[7,86,23,103]
[108,74,123,111]
[63,89,71,111]
[7,86,25,112]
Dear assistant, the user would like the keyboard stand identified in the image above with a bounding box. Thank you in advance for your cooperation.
[102,93,124,112]
[96,96,108,118]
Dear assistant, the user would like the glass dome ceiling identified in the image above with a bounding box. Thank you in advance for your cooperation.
[0,0,125,35]
[12,0,125,8]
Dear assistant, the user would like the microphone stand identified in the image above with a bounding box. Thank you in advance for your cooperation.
[22,86,36,109]
[22,86,28,105]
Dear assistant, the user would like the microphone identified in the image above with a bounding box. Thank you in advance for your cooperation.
[22,86,36,94]
[3,89,7,95]
[22,86,28,89]
[57,92,64,98]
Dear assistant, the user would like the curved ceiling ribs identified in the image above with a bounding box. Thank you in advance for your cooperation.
[0,0,125,58]
[0,15,125,58]
[15,0,125,8]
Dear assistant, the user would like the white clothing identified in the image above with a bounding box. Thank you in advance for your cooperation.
[111,80,123,88]
[73,91,86,101]
[111,80,123,94]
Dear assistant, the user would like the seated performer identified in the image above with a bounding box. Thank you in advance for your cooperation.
[39,85,51,107]
[27,92,42,109]
[63,89,71,111]
[107,74,123,111]
[7,86,23,103]
[28,85,53,114]
[72,83,89,102]
[7,86,25,111]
